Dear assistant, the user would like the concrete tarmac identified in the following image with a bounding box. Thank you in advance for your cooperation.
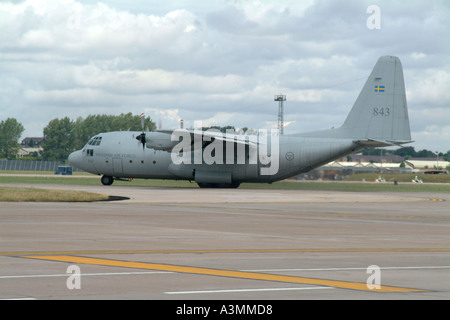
[0,184,449,300]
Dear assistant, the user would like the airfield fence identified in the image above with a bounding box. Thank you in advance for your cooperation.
[0,159,83,172]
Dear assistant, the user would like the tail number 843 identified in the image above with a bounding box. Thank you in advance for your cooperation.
[373,107,390,117]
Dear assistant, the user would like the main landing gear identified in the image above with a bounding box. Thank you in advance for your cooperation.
[197,182,241,188]
[101,175,114,186]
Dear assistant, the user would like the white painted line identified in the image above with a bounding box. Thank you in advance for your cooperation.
[241,266,450,272]
[165,287,335,295]
[1,266,448,280]
[0,271,173,279]
[0,297,37,300]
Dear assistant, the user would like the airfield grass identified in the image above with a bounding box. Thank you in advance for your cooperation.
[1,171,450,195]
[0,186,109,202]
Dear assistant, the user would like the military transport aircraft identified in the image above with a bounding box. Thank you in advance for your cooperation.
[68,56,412,188]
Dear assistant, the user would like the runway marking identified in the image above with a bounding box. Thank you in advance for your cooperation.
[0,297,37,300]
[243,266,450,272]
[2,248,449,256]
[22,255,427,293]
[165,286,335,295]
[2,266,449,280]
[0,271,173,279]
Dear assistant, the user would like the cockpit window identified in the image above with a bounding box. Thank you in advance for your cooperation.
[88,136,102,146]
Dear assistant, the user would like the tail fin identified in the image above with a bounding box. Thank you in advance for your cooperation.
[339,56,412,145]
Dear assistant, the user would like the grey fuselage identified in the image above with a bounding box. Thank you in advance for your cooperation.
[69,130,361,184]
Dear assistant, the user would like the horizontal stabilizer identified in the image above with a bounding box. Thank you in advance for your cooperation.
[354,139,414,148]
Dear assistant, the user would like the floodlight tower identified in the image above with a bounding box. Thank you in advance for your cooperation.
[274,94,286,134]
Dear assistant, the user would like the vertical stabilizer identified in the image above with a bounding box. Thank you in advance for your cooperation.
[339,56,411,143]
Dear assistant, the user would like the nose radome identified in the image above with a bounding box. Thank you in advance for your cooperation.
[68,150,82,168]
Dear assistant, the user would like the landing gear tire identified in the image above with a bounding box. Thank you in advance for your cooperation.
[101,175,114,186]
[197,182,240,188]
[197,183,212,188]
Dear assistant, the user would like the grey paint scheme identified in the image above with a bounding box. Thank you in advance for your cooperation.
[68,56,412,187]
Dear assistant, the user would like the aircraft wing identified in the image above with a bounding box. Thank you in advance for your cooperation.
[157,129,259,148]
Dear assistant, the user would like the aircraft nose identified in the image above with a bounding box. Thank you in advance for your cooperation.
[68,150,83,168]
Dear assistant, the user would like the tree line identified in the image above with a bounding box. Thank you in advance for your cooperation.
[0,113,154,160]
[0,118,25,159]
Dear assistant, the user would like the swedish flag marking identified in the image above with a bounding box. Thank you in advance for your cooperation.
[374,85,385,92]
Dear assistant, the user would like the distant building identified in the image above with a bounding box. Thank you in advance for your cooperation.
[350,154,405,163]
[403,159,450,171]
[18,137,44,157]
[21,137,44,148]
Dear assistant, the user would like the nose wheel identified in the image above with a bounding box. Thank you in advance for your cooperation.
[101,175,114,186]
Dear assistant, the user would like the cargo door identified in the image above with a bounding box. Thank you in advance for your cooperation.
[112,158,123,176]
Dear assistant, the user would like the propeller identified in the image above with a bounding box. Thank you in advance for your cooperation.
[136,113,146,150]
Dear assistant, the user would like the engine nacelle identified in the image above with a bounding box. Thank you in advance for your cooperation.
[145,132,179,151]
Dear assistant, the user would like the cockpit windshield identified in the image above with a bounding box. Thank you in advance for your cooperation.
[87,136,102,146]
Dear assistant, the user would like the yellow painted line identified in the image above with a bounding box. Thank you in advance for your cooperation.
[2,248,450,256]
[23,255,426,293]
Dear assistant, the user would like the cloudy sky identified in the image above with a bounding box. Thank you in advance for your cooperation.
[1,0,449,152]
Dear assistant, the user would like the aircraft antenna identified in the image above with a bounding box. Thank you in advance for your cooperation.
[274,94,286,135]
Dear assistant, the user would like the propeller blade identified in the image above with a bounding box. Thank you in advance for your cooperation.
[136,132,146,150]
[140,113,145,132]
[137,113,146,150]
